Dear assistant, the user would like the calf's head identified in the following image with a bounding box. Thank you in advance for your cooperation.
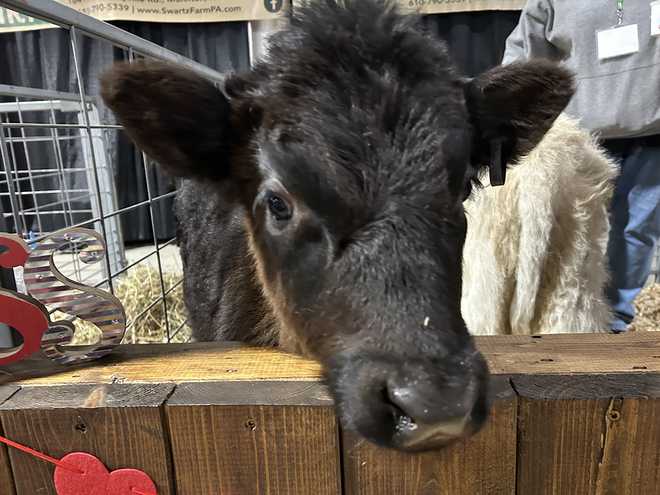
[101,1,573,452]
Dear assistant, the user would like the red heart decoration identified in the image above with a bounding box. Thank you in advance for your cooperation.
[54,452,157,495]
[54,453,109,495]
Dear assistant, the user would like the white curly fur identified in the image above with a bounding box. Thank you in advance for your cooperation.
[461,115,619,335]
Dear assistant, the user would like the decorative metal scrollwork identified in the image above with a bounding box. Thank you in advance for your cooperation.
[0,228,126,366]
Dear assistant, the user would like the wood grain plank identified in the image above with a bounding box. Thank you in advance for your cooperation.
[342,377,517,495]
[1,343,323,386]
[516,381,660,495]
[169,380,333,406]
[3,333,658,387]
[0,332,660,385]
[166,381,341,495]
[0,384,175,495]
[480,333,660,375]
[516,398,608,495]
[0,432,15,495]
[0,430,15,495]
[0,386,19,405]
[512,373,660,399]
[0,386,18,495]
[594,398,660,494]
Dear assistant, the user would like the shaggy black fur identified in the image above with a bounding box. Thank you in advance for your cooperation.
[101,0,573,451]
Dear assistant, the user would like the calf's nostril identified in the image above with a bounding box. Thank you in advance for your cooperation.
[385,385,431,425]
[381,386,406,416]
[382,386,419,434]
[387,385,414,411]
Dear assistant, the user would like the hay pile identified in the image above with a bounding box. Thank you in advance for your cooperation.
[629,283,660,332]
[62,265,191,345]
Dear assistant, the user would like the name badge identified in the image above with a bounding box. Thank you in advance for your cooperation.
[597,24,639,60]
[652,1,660,36]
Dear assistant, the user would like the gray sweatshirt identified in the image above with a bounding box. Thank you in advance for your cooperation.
[502,1,660,139]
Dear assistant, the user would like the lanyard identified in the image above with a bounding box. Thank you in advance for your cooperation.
[616,0,624,25]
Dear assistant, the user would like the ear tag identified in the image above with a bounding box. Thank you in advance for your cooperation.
[488,138,506,187]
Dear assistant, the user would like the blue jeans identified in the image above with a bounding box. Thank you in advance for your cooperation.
[602,135,660,332]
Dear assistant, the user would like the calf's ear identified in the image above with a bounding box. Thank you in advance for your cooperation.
[100,61,235,180]
[464,60,575,182]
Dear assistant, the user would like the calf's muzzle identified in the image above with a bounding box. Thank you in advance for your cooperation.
[331,343,490,452]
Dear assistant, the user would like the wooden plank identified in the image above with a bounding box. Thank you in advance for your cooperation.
[516,398,608,495]
[2,333,659,387]
[479,332,660,375]
[169,380,333,406]
[1,342,323,385]
[166,381,341,494]
[512,373,660,399]
[0,432,15,495]
[342,376,517,495]
[0,383,175,495]
[515,375,660,495]
[594,398,660,494]
[0,386,19,404]
[0,386,18,495]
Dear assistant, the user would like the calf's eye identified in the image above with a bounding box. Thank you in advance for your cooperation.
[266,192,292,221]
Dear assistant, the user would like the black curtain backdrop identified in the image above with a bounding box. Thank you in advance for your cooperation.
[0,11,520,244]
[424,10,521,77]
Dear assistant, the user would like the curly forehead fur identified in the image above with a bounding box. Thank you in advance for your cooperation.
[242,0,463,103]
[226,0,473,216]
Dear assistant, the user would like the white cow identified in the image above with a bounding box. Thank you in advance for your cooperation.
[462,115,619,335]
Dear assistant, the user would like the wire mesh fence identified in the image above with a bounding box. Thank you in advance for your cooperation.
[0,86,126,279]
[0,0,227,348]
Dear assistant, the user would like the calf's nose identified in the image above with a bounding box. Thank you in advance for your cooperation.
[331,348,490,452]
[387,379,474,425]
[384,374,488,451]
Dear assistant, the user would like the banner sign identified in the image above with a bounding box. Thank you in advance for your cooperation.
[0,0,289,33]
[400,0,526,14]
[292,0,526,15]
[0,0,524,34]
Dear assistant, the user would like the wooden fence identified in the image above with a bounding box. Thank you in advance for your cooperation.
[0,333,659,494]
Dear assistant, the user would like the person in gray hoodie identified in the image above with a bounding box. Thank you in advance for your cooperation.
[502,0,660,332]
